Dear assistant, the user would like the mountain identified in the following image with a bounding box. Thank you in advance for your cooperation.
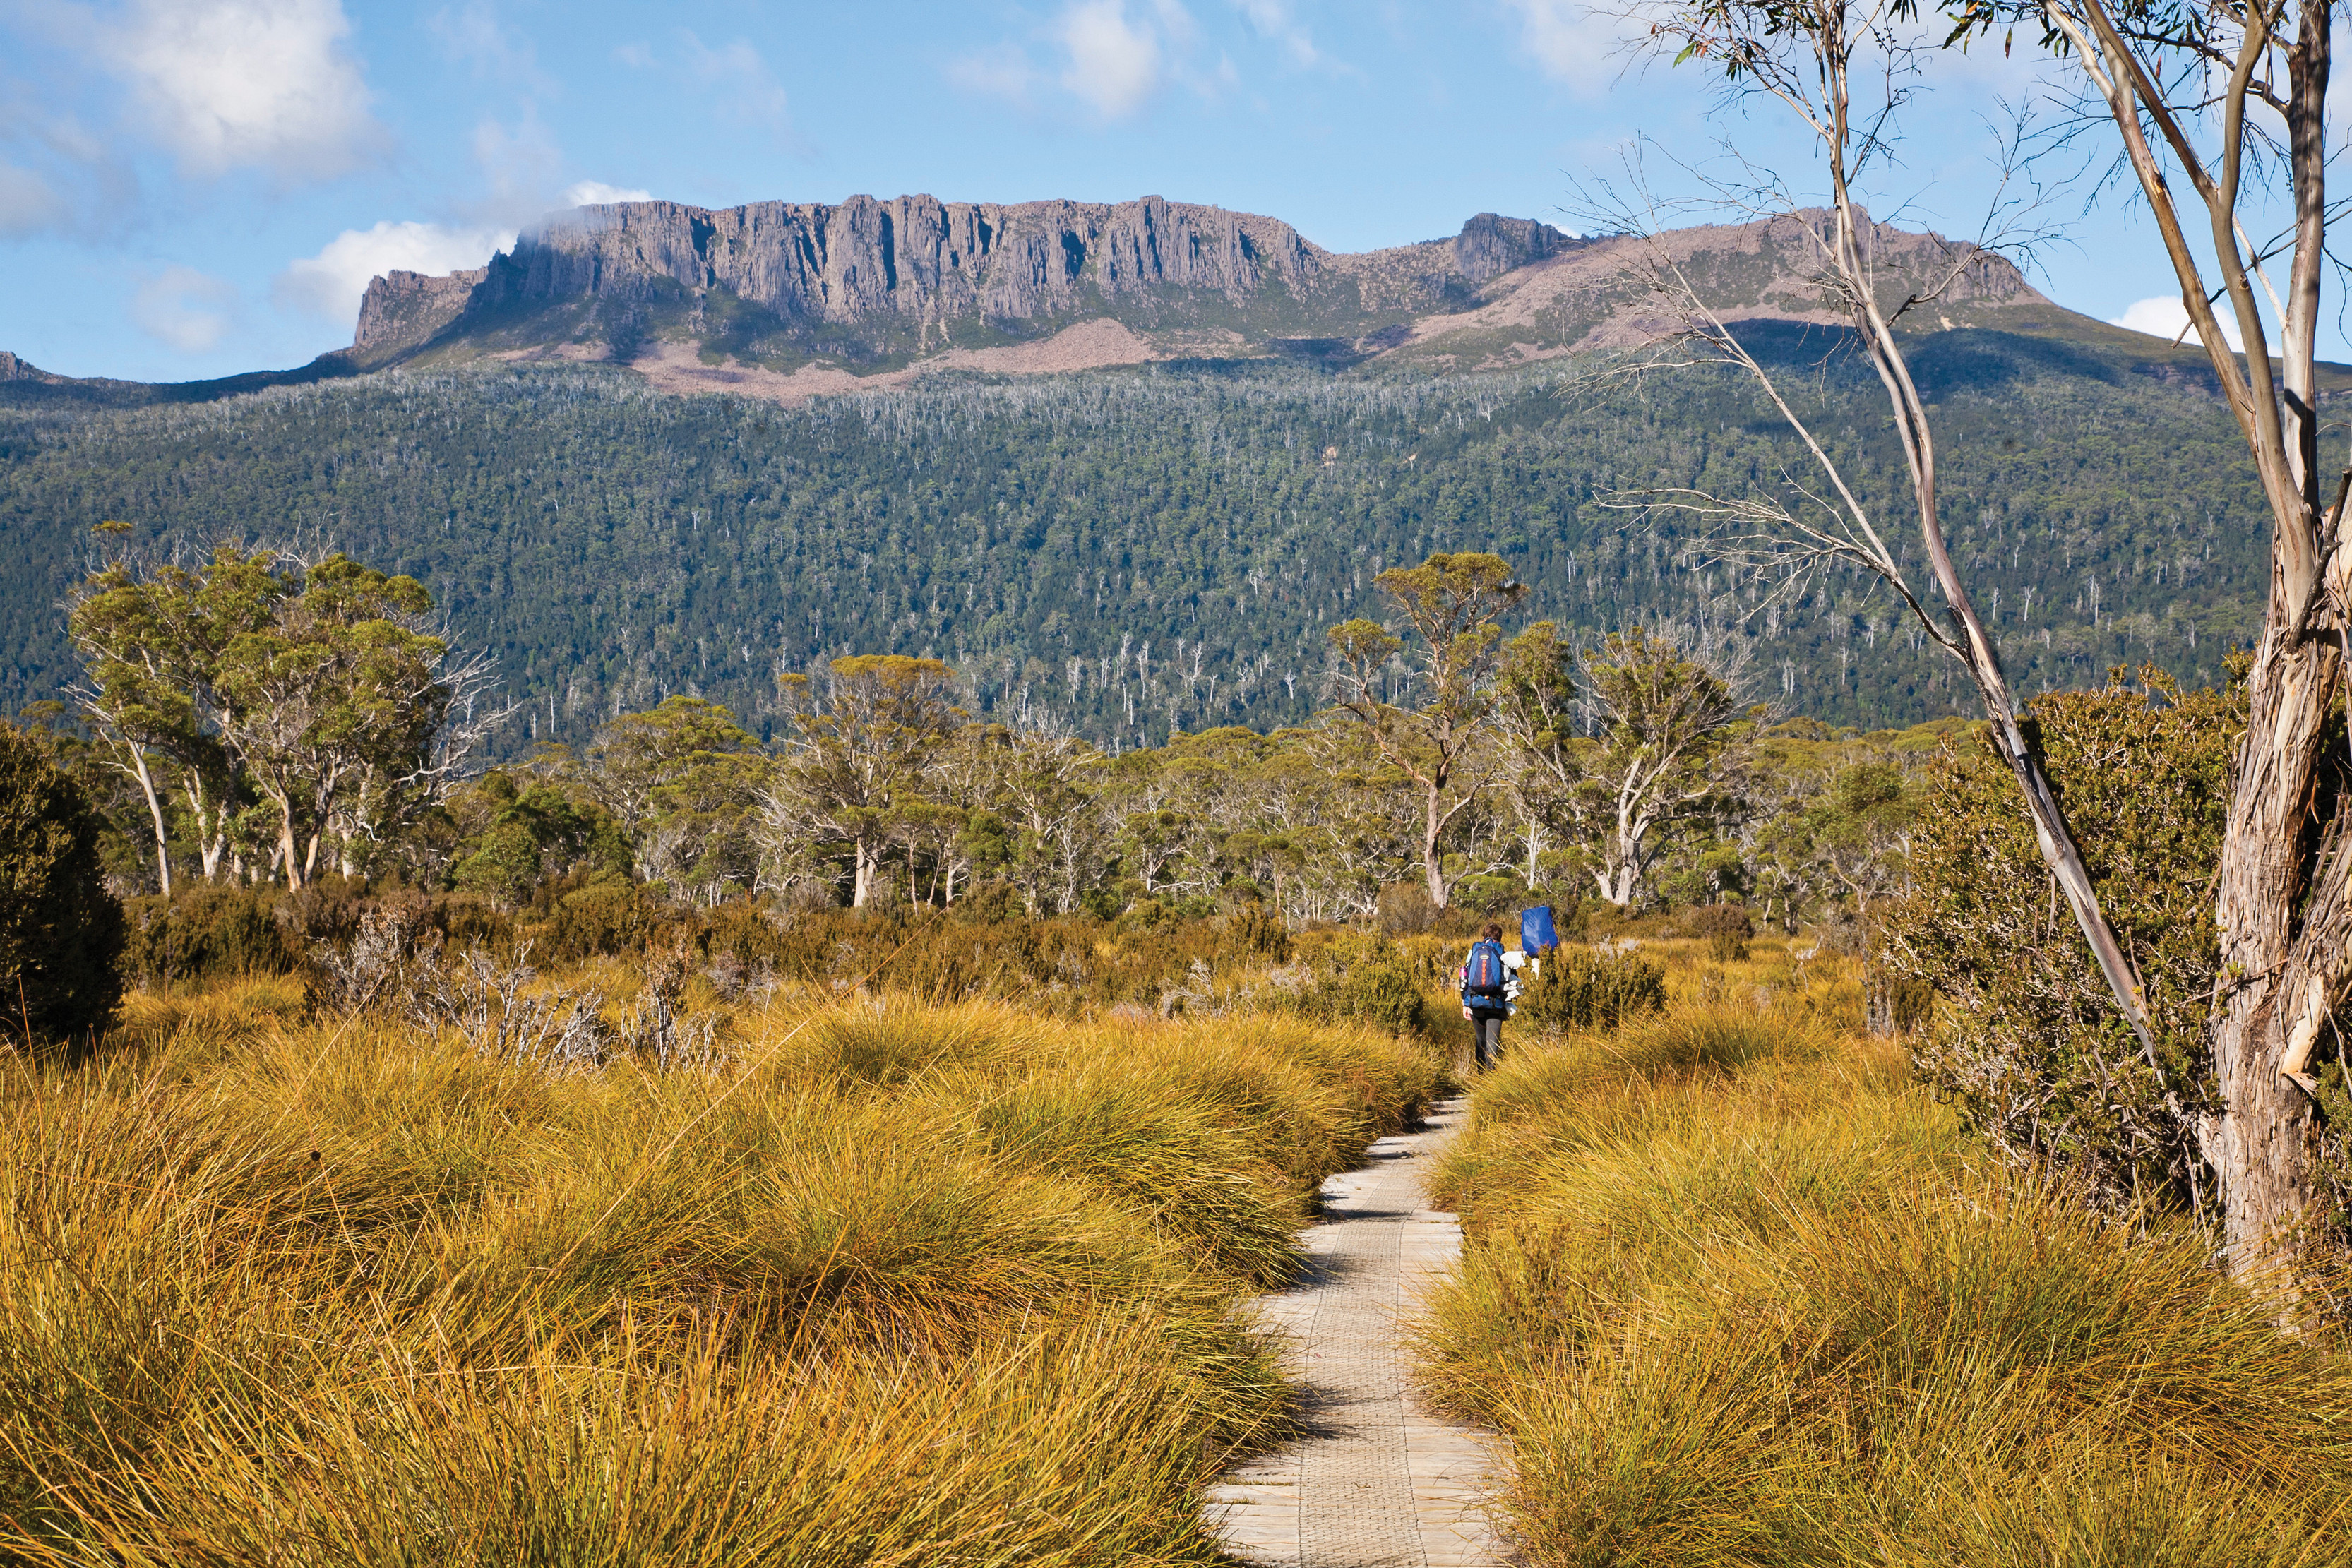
[0,196,2299,752]
[333,195,2144,397]
[0,196,2281,409]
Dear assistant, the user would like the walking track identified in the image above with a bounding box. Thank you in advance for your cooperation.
[1208,1096,1511,1568]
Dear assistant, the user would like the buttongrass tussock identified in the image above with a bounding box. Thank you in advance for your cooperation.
[0,969,1444,1564]
[1418,947,2352,1567]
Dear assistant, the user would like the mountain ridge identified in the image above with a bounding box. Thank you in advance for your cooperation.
[347,195,2058,390]
[0,195,2307,407]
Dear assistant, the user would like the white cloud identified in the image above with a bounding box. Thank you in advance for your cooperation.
[0,162,67,238]
[611,40,654,68]
[107,0,383,181]
[1058,0,1165,117]
[1236,0,1316,66]
[563,180,652,207]
[472,107,561,211]
[131,264,238,351]
[678,32,791,131]
[276,220,513,322]
[947,42,1039,103]
[428,1,549,90]
[1500,0,1648,95]
[2111,294,2246,352]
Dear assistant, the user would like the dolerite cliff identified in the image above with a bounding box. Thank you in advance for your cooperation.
[334,193,2095,394]
[347,194,1584,376]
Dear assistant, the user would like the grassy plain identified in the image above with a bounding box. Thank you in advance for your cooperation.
[1422,933,2352,1567]
[0,969,1443,1566]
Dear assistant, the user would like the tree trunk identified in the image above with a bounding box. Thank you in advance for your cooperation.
[2209,635,2336,1269]
[130,750,171,897]
[1423,778,1449,909]
[852,837,873,908]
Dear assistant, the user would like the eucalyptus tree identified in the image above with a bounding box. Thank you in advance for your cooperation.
[767,656,962,908]
[1325,552,1527,909]
[1495,620,1582,885]
[590,696,772,902]
[1949,0,2350,1285]
[67,544,288,890]
[70,546,496,892]
[212,556,474,890]
[1620,0,2351,1270]
[1571,630,1757,907]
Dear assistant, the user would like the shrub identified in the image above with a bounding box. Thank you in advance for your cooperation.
[1224,902,1292,962]
[0,724,126,1043]
[1516,946,1668,1033]
[278,874,371,947]
[1684,902,1755,963]
[1881,668,2235,1210]
[123,883,301,988]
[1295,933,1426,1036]
[530,875,676,962]
[1376,880,1439,935]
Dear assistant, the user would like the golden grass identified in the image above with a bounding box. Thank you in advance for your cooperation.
[0,974,1446,1564]
[1417,964,2352,1567]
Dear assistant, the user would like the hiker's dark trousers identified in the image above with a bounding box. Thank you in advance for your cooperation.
[1472,1011,1505,1070]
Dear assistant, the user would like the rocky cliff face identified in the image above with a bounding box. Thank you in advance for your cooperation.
[349,194,1516,367]
[466,194,1320,330]
[339,193,2077,388]
[353,268,488,357]
[1452,213,1570,285]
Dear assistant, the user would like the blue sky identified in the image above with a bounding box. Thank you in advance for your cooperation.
[0,0,2304,382]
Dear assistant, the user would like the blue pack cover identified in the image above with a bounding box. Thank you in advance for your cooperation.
[1520,906,1560,956]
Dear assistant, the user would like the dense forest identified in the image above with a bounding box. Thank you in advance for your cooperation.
[0,325,2267,750]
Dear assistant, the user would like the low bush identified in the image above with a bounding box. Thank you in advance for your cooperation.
[1881,669,2236,1211]
[1515,946,1667,1033]
[1289,932,1427,1036]
[0,723,125,1045]
[1682,902,1755,963]
[121,882,302,988]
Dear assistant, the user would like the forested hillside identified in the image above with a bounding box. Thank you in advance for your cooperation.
[0,327,2265,750]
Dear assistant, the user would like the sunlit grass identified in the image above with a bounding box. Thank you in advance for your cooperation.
[1416,947,2352,1567]
[0,968,1445,1564]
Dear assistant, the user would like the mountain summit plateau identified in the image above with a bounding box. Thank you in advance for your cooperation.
[0,194,2252,407]
[335,193,2123,400]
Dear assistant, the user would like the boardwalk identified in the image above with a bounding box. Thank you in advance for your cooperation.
[1209,1097,1511,1568]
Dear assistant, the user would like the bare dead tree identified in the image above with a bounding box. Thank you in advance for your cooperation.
[1586,0,2165,1079]
[1933,0,2352,1274]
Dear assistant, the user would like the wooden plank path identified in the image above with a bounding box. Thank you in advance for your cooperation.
[1208,1097,1512,1567]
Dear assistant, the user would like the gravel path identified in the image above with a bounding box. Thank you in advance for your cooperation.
[1208,1096,1510,1568]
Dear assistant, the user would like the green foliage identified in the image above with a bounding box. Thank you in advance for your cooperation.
[64,544,472,893]
[0,722,126,1043]
[1294,933,1429,1036]
[1514,945,1669,1032]
[450,767,630,906]
[0,347,2272,760]
[1883,669,2238,1207]
[769,656,964,908]
[590,695,770,901]
[122,884,302,986]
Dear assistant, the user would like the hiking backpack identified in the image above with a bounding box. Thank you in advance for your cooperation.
[1463,940,1506,1000]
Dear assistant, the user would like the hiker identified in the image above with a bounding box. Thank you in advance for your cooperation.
[1459,922,1521,1071]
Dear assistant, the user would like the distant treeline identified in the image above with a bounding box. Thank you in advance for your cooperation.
[0,330,2267,750]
